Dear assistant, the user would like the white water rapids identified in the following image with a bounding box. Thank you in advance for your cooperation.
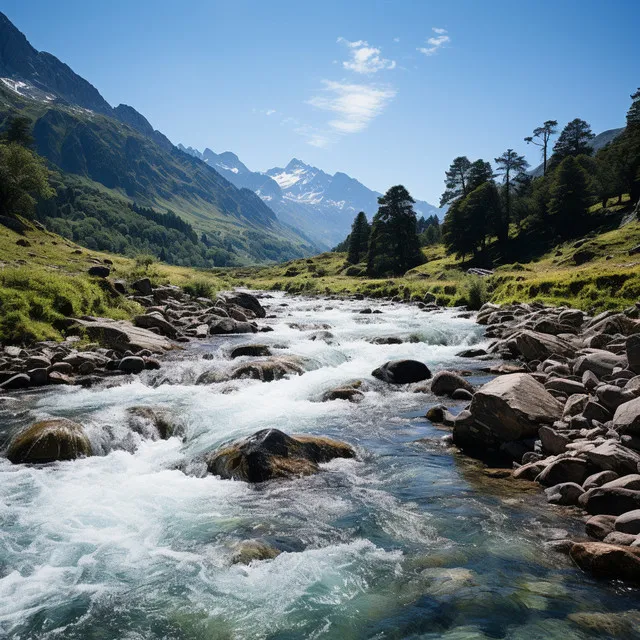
[0,293,638,639]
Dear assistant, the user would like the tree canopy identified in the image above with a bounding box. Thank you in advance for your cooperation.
[367,185,423,276]
[347,211,370,264]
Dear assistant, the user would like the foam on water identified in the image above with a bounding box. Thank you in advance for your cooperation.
[1,293,638,639]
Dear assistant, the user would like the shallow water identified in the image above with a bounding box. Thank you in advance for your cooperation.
[0,293,639,640]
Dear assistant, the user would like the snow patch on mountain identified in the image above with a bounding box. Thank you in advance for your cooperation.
[1,77,55,102]
[179,145,444,248]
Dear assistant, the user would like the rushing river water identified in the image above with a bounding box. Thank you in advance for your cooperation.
[1,293,639,640]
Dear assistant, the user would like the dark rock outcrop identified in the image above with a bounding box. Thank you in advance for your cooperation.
[206,428,355,483]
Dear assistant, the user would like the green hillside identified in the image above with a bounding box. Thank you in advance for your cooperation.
[0,83,316,265]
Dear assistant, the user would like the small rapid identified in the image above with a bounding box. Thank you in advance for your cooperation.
[0,293,638,639]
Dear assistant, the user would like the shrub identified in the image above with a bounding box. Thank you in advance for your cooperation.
[182,278,216,300]
[465,277,488,311]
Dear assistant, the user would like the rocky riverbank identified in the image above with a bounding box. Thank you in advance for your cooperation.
[3,284,640,589]
[436,300,640,584]
[0,278,274,391]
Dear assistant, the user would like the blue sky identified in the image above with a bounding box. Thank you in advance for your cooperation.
[3,0,639,204]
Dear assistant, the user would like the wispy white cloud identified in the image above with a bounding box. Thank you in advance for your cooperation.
[265,109,276,116]
[308,79,396,134]
[417,28,450,56]
[393,37,400,43]
[295,125,333,148]
[337,37,396,74]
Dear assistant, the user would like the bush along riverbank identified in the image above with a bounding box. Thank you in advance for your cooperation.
[432,300,640,584]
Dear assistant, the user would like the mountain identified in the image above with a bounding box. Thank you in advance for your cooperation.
[529,127,625,177]
[0,11,315,263]
[178,146,444,248]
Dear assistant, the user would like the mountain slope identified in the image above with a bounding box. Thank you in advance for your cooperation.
[179,146,444,248]
[0,11,315,263]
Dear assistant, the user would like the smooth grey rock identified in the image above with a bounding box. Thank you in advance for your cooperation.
[615,510,640,535]
[583,470,619,491]
[467,373,563,441]
[430,371,474,396]
[536,457,590,487]
[587,441,640,475]
[544,482,584,505]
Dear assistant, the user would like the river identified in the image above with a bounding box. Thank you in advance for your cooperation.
[0,293,638,639]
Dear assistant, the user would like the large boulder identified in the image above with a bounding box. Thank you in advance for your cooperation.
[574,351,628,378]
[615,510,640,535]
[372,360,432,384]
[570,542,640,584]
[613,397,640,436]
[206,428,355,483]
[6,418,92,464]
[72,318,174,353]
[430,371,474,397]
[544,482,584,505]
[131,277,153,296]
[218,291,266,319]
[209,318,257,335]
[586,441,640,475]
[467,373,563,441]
[536,457,590,487]
[513,330,575,361]
[230,344,272,358]
[585,515,617,540]
[134,313,178,338]
[580,487,640,516]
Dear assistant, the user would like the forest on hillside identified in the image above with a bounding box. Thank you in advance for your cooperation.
[339,87,640,277]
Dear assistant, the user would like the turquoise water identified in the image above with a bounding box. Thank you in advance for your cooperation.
[0,294,638,639]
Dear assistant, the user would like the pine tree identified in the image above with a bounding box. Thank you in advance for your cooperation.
[442,182,501,259]
[346,211,370,264]
[495,149,529,241]
[552,119,595,160]
[548,156,591,239]
[4,116,34,147]
[524,120,558,175]
[466,159,494,192]
[367,185,423,276]
[627,88,640,128]
[440,156,472,206]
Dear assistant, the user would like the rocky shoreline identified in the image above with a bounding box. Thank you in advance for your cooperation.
[437,300,640,584]
[0,278,274,391]
[3,285,640,585]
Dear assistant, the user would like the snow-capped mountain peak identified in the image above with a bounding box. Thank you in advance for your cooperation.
[179,145,443,249]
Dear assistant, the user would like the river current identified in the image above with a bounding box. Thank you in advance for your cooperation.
[0,293,639,639]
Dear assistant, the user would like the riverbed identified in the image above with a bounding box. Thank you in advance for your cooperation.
[1,293,639,639]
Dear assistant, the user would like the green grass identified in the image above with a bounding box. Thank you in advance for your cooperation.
[1,216,639,344]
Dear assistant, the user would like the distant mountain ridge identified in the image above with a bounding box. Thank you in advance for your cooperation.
[0,11,315,263]
[178,145,444,248]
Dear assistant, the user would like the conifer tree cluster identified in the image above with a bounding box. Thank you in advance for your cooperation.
[439,87,640,261]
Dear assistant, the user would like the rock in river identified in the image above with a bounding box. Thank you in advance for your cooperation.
[430,371,474,397]
[372,360,432,384]
[206,428,355,483]
[467,373,563,441]
[570,541,640,584]
[6,418,92,464]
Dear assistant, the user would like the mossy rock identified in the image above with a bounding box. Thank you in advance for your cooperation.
[206,428,355,483]
[7,418,92,464]
[126,406,177,439]
[230,357,304,382]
